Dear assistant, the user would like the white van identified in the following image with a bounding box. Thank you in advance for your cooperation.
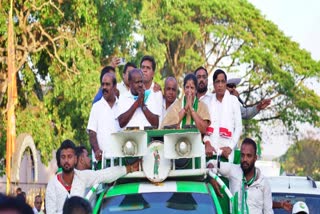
[268,176,320,214]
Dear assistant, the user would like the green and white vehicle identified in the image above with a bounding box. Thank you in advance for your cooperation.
[85,129,239,214]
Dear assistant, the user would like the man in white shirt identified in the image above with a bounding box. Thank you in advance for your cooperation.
[45,140,139,214]
[87,72,120,161]
[140,55,163,115]
[195,66,213,108]
[140,55,160,91]
[117,62,137,95]
[117,69,161,130]
[208,138,273,214]
[204,69,242,162]
[33,195,43,214]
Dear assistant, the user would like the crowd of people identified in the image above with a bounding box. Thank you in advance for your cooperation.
[1,55,309,214]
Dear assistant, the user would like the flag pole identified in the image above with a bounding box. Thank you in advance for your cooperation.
[6,0,17,195]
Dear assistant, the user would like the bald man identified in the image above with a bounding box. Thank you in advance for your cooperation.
[162,77,178,119]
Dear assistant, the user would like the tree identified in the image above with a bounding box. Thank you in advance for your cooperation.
[137,0,320,135]
[280,138,320,180]
[0,0,142,163]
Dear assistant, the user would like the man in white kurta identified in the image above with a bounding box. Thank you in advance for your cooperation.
[117,88,162,130]
[117,69,162,130]
[203,69,242,162]
[204,90,242,155]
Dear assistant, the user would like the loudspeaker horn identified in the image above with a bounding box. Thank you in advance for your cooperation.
[108,130,148,158]
[164,132,204,159]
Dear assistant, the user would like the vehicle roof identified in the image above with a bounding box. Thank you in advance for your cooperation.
[106,181,209,198]
[268,176,320,195]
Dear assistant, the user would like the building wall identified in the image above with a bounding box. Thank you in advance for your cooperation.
[0,150,57,196]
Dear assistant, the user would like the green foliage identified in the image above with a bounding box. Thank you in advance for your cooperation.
[279,138,320,180]
[0,0,142,165]
[97,0,142,59]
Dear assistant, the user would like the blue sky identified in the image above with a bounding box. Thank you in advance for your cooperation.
[249,0,320,61]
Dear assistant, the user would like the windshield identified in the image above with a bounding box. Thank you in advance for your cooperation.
[272,193,320,214]
[100,192,217,213]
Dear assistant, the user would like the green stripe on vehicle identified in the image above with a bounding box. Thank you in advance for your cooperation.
[208,184,223,214]
[176,182,207,193]
[93,191,105,214]
[106,183,140,198]
[213,174,228,192]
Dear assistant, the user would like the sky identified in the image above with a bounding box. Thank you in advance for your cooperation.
[248,0,320,159]
[249,0,320,61]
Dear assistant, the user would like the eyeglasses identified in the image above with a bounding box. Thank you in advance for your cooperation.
[226,83,236,88]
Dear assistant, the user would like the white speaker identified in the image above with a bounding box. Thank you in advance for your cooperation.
[164,132,204,159]
[108,130,148,158]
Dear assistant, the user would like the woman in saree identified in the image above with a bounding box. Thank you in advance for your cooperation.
[161,73,210,134]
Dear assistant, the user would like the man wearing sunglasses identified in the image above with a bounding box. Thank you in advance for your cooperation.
[227,78,271,120]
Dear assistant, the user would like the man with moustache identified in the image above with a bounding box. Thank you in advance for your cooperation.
[117,69,161,130]
[87,72,120,161]
[194,66,213,108]
[92,66,116,104]
[45,140,140,214]
[207,138,273,214]
[203,69,242,162]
